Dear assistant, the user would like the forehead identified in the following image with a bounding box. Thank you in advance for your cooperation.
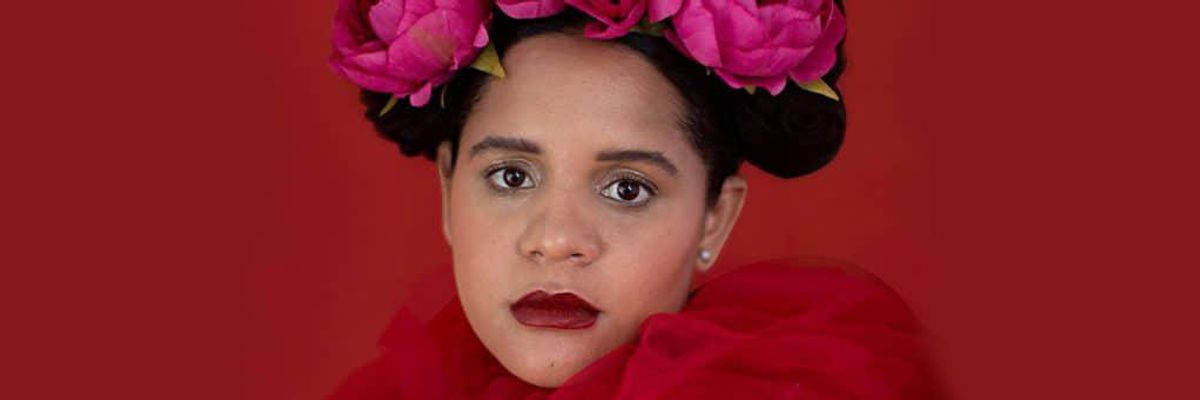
[461,34,695,162]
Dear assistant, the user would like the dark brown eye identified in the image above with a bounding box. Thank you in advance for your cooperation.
[504,168,525,187]
[601,178,654,205]
[487,166,534,190]
[616,181,639,201]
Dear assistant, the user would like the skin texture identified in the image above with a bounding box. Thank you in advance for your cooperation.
[434,33,748,388]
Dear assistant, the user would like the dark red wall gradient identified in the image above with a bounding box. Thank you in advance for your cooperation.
[4,1,1197,399]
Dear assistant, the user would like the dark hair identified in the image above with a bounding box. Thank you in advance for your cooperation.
[359,5,847,206]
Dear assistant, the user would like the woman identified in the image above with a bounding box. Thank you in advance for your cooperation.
[327,0,940,398]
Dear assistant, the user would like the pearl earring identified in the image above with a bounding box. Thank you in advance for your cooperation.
[698,248,713,263]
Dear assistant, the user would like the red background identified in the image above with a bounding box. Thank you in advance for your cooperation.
[4,1,1196,399]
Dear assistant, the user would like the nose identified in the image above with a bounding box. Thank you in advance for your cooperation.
[517,195,602,267]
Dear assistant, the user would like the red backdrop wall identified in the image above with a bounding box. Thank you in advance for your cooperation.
[5,1,1196,399]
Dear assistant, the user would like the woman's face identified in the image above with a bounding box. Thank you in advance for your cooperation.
[436,33,746,388]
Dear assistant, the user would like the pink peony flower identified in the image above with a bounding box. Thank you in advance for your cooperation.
[661,0,846,95]
[566,0,646,39]
[495,0,566,18]
[329,0,493,107]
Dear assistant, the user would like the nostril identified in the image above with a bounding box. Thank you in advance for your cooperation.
[569,252,592,264]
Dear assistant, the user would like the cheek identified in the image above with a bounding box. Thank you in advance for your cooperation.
[595,202,706,326]
[446,182,514,312]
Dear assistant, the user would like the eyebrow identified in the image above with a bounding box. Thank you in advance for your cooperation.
[597,149,679,176]
[468,135,678,176]
[468,136,541,158]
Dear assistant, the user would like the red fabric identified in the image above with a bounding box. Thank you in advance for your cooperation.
[328,259,941,399]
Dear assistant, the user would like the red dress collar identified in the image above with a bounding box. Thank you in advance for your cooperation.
[329,259,942,399]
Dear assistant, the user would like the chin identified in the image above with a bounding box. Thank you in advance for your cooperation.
[495,334,602,388]
[504,350,588,386]
[512,363,576,388]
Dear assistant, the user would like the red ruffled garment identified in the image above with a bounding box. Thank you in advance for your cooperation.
[328,259,942,399]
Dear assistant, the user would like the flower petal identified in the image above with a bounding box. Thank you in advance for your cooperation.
[648,0,681,22]
[410,82,434,106]
[368,0,407,43]
[669,0,722,67]
[495,0,567,19]
[790,3,846,83]
[473,22,490,48]
[569,0,646,40]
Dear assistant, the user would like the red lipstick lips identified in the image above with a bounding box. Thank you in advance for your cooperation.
[510,290,600,329]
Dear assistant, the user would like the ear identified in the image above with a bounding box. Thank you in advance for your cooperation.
[435,141,455,247]
[696,175,748,271]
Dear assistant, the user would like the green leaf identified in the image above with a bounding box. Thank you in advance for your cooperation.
[797,79,840,101]
[629,18,667,37]
[745,86,757,95]
[378,95,399,117]
[470,43,506,79]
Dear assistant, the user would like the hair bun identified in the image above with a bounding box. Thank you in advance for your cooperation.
[730,85,846,178]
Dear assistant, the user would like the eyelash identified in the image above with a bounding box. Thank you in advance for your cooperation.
[482,164,659,207]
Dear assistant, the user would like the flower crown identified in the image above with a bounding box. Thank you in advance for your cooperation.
[330,0,846,115]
